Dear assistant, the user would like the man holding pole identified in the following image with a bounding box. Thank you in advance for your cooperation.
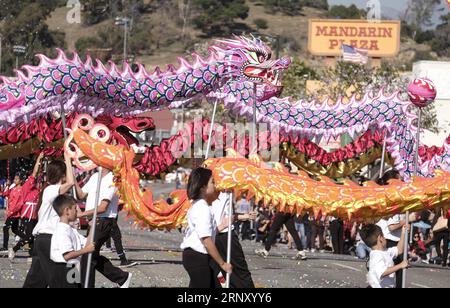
[212,192,255,288]
[75,168,132,288]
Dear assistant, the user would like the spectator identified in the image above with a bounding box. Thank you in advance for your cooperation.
[431,208,449,267]
[255,204,272,243]
[255,209,308,260]
[310,213,325,253]
[294,213,308,251]
[353,223,371,260]
[329,216,344,255]
[235,194,252,241]
[409,231,430,263]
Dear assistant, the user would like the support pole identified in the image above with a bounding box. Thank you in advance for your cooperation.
[225,193,233,288]
[60,101,77,198]
[84,167,103,288]
[403,108,422,288]
[205,99,219,160]
[379,135,387,179]
[204,98,232,288]
[251,84,257,155]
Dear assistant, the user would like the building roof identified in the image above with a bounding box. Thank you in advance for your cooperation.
[138,109,174,130]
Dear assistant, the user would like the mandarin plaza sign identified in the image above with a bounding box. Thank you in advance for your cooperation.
[308,19,401,58]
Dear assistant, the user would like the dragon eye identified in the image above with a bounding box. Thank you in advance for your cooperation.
[258,54,266,63]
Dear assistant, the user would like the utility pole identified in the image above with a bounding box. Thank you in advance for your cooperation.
[115,17,130,63]
[13,45,26,70]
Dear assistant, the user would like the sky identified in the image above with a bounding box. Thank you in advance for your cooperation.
[328,0,449,28]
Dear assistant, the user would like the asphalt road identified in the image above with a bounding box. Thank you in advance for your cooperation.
[1,183,449,288]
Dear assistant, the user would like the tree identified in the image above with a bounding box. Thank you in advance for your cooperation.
[254,18,269,31]
[303,0,328,10]
[281,59,317,100]
[312,62,438,133]
[406,0,441,40]
[80,0,149,25]
[431,13,450,57]
[191,0,249,35]
[262,0,304,16]
[0,0,66,76]
[415,30,435,44]
[327,4,366,19]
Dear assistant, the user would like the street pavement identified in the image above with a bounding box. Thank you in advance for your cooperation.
[1,183,449,288]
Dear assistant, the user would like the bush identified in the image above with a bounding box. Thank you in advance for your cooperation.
[415,30,435,44]
[254,18,269,30]
[303,0,328,10]
[430,20,450,57]
[263,0,303,16]
[328,4,365,19]
[192,0,249,35]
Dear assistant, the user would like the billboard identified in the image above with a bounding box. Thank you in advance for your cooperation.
[308,19,401,57]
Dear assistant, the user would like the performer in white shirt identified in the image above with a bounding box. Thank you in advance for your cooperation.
[211,192,255,288]
[181,168,232,288]
[24,151,75,288]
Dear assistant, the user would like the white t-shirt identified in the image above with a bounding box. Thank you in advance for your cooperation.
[33,184,62,236]
[211,192,234,234]
[51,222,87,264]
[181,199,216,254]
[235,198,250,214]
[367,247,399,288]
[386,215,405,242]
[82,172,118,219]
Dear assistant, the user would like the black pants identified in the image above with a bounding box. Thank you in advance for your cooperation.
[265,212,304,252]
[23,234,58,288]
[3,217,20,249]
[52,262,82,288]
[310,222,325,250]
[105,218,126,258]
[240,221,252,240]
[434,231,449,265]
[81,218,129,288]
[13,219,37,253]
[182,248,218,288]
[214,231,254,288]
[386,239,403,289]
[330,220,344,255]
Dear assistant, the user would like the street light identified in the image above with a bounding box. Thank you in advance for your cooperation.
[13,45,26,69]
[115,17,130,63]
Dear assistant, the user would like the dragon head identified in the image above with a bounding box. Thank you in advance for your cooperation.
[96,115,155,148]
[213,35,291,101]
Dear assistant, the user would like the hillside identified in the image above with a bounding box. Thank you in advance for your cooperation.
[44,0,447,70]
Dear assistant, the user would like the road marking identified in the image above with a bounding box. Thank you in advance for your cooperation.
[411,282,431,289]
[332,263,362,272]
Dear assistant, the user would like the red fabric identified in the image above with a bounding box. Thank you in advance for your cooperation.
[0,113,155,147]
[20,176,41,220]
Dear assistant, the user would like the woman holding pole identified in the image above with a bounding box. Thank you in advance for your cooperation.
[181,168,232,288]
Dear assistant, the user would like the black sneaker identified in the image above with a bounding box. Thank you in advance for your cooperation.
[119,260,138,268]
